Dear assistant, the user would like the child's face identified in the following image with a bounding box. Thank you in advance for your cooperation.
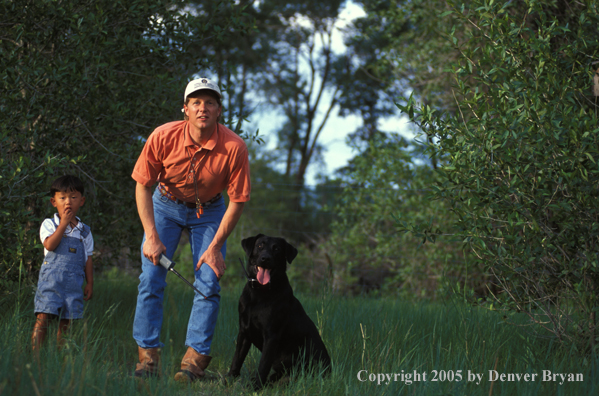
[51,189,85,220]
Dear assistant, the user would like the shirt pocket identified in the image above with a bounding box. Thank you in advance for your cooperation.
[161,164,189,184]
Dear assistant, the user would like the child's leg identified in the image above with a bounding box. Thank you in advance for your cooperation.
[32,313,53,351]
[57,319,70,348]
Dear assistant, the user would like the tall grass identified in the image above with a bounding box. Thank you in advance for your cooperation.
[1,271,597,395]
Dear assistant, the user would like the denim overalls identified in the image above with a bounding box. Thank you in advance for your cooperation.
[34,220,90,319]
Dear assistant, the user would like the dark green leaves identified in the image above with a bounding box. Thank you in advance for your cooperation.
[398,0,599,352]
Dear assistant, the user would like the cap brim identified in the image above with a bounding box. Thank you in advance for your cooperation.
[186,88,221,99]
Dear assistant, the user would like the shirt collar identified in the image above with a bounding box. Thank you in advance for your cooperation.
[184,122,219,151]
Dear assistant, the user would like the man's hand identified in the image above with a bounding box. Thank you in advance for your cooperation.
[143,234,166,266]
[194,201,244,280]
[197,245,226,279]
[84,283,93,301]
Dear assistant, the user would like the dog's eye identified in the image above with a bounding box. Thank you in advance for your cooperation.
[272,245,279,251]
[258,244,263,249]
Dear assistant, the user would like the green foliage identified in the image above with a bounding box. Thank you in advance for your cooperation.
[324,133,480,298]
[320,0,481,298]
[261,0,346,187]
[177,0,263,135]
[399,0,599,352]
[234,141,339,244]
[333,4,405,142]
[182,0,350,189]
[354,0,475,114]
[0,0,251,293]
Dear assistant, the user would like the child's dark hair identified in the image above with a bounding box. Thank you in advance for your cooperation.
[50,175,85,197]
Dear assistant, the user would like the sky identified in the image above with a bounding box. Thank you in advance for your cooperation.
[244,1,415,186]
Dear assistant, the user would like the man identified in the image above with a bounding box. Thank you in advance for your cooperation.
[131,78,250,382]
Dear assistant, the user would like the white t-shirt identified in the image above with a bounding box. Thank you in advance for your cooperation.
[40,213,94,261]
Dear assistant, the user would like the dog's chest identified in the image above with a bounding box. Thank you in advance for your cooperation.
[240,290,294,328]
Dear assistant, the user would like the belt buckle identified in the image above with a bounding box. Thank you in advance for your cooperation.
[159,184,172,199]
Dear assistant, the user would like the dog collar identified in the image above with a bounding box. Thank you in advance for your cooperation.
[239,258,271,289]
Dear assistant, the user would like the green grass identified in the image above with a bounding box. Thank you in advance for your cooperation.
[1,271,597,395]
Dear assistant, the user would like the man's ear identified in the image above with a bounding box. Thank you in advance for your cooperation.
[285,241,298,264]
[81,196,86,206]
[241,234,264,257]
[50,197,57,208]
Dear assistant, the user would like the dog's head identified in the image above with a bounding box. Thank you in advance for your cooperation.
[241,234,298,286]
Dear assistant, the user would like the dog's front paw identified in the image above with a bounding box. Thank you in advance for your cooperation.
[224,372,241,387]
[226,370,240,378]
[251,375,266,391]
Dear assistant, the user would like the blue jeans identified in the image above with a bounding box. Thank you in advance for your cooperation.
[133,187,226,355]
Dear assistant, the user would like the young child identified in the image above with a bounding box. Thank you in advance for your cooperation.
[31,175,94,351]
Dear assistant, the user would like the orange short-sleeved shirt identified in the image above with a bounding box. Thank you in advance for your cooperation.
[132,121,250,203]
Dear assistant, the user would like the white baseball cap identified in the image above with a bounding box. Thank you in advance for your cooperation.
[184,78,222,101]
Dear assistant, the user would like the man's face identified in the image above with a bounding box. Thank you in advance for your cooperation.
[51,189,85,221]
[184,92,221,134]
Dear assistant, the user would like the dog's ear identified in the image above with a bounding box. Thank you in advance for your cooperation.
[285,241,298,264]
[241,234,264,256]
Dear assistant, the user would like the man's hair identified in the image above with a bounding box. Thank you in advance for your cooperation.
[184,90,222,122]
[50,175,85,197]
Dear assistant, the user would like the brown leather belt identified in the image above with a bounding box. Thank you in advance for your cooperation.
[158,184,222,209]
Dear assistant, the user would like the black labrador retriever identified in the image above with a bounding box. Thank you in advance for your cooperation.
[228,234,331,389]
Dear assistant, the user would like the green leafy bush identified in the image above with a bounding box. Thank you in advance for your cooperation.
[322,134,480,298]
[0,0,251,297]
[399,0,599,352]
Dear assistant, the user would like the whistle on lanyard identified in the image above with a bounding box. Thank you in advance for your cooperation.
[196,199,203,218]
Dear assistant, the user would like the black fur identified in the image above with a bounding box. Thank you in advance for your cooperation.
[228,234,331,390]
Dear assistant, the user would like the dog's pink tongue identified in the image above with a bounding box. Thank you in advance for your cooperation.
[256,267,271,285]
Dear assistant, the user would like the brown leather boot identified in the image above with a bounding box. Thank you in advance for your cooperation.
[133,346,160,378]
[173,347,212,383]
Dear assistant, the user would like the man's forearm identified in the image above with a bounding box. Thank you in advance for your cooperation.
[136,182,166,265]
[136,182,158,239]
[209,201,245,250]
